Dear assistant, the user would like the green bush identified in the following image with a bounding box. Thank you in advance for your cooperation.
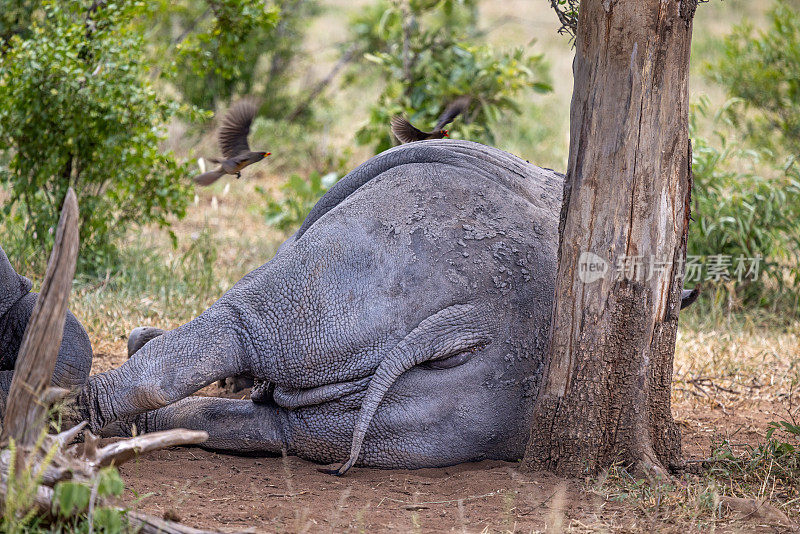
[688,97,800,312]
[710,0,800,158]
[707,427,800,509]
[50,467,126,533]
[0,1,39,46]
[690,0,800,315]
[0,1,193,274]
[144,0,317,114]
[347,0,552,152]
[1,432,127,533]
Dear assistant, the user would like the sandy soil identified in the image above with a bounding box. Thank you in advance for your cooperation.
[89,349,793,533]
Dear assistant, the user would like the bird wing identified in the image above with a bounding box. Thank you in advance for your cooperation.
[391,116,428,143]
[434,96,471,131]
[231,152,257,164]
[218,99,259,159]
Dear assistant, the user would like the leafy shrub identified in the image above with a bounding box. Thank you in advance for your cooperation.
[0,1,193,274]
[347,0,552,152]
[51,467,126,533]
[706,430,800,509]
[0,1,38,46]
[259,171,339,231]
[690,0,800,314]
[144,0,317,114]
[710,0,800,158]
[688,97,800,312]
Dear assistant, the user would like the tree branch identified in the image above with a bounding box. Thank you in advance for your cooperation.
[549,0,579,37]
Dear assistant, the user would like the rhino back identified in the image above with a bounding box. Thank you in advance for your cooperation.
[234,141,563,396]
[296,140,562,242]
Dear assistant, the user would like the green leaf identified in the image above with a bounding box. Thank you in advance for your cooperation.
[345,0,551,151]
[98,467,125,497]
[53,481,91,517]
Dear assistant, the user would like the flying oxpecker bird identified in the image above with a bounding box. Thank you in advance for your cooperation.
[195,99,271,186]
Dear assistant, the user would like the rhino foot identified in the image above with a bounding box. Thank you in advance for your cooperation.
[127,326,167,357]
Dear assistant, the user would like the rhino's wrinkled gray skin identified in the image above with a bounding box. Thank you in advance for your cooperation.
[81,141,559,471]
[0,246,93,406]
[128,326,254,392]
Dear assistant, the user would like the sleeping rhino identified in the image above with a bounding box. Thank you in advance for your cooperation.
[77,140,698,473]
[78,140,559,473]
[2,141,697,473]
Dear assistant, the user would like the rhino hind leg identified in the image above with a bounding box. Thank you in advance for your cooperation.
[102,397,287,454]
[128,326,253,393]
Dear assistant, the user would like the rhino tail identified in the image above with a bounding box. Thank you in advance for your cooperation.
[321,304,493,476]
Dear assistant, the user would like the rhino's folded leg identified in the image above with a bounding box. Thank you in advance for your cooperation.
[101,397,287,454]
[81,306,248,432]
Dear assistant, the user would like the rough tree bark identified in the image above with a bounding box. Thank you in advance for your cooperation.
[522,0,697,477]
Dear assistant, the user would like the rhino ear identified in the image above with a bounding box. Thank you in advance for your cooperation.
[0,246,32,319]
[680,287,700,310]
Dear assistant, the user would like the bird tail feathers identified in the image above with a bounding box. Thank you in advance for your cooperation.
[194,169,226,186]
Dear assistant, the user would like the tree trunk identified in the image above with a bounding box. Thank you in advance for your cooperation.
[522,0,697,477]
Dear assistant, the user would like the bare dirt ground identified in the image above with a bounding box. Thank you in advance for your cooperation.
[89,348,796,533]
